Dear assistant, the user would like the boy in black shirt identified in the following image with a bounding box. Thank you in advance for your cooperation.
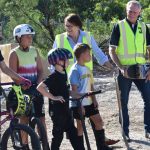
[37,48,81,150]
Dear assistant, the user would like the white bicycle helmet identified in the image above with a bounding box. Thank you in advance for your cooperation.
[13,24,35,40]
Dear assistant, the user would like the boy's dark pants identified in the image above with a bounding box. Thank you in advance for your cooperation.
[49,102,79,150]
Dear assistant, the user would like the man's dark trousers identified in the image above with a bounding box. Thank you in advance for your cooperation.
[117,72,150,136]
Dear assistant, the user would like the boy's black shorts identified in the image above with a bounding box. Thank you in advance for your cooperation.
[32,95,45,117]
[23,85,45,118]
[72,103,99,120]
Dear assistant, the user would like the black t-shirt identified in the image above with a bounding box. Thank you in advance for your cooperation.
[110,18,150,47]
[0,50,4,62]
[44,70,69,100]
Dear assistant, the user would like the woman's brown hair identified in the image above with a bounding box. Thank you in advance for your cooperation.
[64,13,82,29]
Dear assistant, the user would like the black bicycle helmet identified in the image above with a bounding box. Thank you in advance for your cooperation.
[48,48,73,65]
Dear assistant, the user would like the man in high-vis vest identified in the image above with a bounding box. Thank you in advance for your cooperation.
[109,0,150,141]
[53,13,120,146]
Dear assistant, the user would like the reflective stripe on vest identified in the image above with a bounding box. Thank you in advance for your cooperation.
[116,19,147,65]
[55,32,93,72]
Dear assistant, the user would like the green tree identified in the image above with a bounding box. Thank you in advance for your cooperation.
[92,1,125,22]
[141,5,150,23]
[0,0,71,55]
[0,0,149,56]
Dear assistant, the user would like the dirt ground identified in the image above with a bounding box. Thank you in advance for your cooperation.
[1,71,150,150]
[42,71,149,150]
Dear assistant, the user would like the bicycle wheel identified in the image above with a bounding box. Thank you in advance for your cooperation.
[29,117,49,150]
[1,123,41,150]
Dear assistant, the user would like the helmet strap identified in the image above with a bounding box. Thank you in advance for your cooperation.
[57,60,66,71]
[19,37,29,51]
[63,60,66,71]
[21,46,29,51]
[16,36,21,43]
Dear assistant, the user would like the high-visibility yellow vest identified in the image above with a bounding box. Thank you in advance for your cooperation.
[116,19,147,65]
[55,32,93,72]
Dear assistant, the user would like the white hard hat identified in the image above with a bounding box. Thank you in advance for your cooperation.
[13,24,35,39]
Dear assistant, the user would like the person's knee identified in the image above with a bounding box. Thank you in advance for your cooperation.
[90,115,103,130]
[19,117,29,144]
[120,98,129,110]
[77,127,83,136]
[20,116,29,124]
[40,117,46,125]
[76,120,83,136]
[120,91,129,106]
[53,126,63,137]
[94,122,103,130]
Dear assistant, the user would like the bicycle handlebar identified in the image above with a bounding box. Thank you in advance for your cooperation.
[84,90,102,97]
[0,82,29,87]
[69,90,102,102]
[0,82,15,86]
[0,83,41,98]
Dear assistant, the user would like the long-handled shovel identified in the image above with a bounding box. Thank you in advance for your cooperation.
[114,73,131,150]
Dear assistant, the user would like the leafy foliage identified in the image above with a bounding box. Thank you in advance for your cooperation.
[0,0,149,56]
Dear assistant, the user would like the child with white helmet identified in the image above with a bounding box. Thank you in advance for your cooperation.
[9,24,49,149]
[0,30,31,95]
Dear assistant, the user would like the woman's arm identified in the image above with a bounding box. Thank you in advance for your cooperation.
[90,36,113,69]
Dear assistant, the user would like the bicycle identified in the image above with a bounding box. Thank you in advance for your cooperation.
[0,82,42,150]
[69,90,102,150]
